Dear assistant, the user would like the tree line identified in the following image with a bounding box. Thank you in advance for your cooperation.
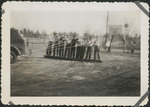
[20,28,49,38]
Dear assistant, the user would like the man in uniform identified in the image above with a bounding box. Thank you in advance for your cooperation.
[85,37,94,60]
[46,41,53,56]
[64,35,71,58]
[80,38,86,59]
[76,39,81,59]
[59,37,65,57]
[93,36,100,60]
[70,35,78,58]
[53,36,59,56]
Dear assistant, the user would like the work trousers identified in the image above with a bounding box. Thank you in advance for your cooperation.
[56,46,59,56]
[46,47,52,56]
[85,46,92,60]
[71,46,76,58]
[59,46,64,57]
[53,46,56,56]
[76,46,81,59]
[65,45,71,57]
[53,45,59,56]
[94,45,100,60]
[80,46,86,59]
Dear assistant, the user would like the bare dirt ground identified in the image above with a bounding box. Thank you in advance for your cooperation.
[11,47,140,96]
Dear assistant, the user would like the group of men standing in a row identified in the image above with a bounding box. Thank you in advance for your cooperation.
[46,34,101,60]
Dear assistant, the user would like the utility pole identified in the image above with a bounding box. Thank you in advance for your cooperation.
[105,11,109,50]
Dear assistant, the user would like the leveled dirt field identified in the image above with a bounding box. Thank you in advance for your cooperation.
[11,47,140,96]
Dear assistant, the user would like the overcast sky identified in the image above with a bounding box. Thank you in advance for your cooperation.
[11,11,140,36]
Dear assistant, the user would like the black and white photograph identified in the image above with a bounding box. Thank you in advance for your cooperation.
[1,2,149,106]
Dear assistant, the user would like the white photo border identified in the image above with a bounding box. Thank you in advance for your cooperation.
[1,2,149,106]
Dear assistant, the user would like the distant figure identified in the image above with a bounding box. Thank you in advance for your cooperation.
[106,40,110,51]
[70,35,78,58]
[46,41,53,56]
[107,34,114,52]
[130,41,135,53]
[93,36,100,60]
[64,36,71,57]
